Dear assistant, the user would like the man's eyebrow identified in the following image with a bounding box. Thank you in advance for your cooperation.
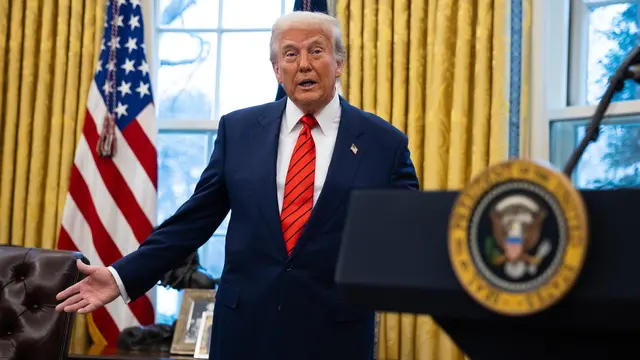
[280,38,328,51]
[307,36,328,45]
[281,43,297,51]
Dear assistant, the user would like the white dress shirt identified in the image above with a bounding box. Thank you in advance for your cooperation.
[276,92,341,212]
[109,92,342,304]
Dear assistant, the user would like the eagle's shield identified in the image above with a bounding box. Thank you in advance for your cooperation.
[505,236,523,260]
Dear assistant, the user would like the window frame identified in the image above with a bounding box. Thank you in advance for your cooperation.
[144,0,292,132]
[529,0,640,162]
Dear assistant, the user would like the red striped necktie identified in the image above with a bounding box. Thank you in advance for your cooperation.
[281,114,318,255]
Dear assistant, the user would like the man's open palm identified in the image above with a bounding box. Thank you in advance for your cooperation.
[55,259,120,314]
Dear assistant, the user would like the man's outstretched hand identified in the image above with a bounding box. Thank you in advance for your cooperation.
[55,259,121,314]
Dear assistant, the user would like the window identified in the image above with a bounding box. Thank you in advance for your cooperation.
[532,0,640,189]
[148,0,295,324]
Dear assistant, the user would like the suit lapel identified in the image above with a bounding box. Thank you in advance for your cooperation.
[290,98,365,258]
[251,98,288,257]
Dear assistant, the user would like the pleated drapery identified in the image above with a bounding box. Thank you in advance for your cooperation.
[336,0,531,358]
[0,0,105,353]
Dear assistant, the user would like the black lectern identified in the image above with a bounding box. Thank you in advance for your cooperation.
[336,44,640,359]
[335,188,640,360]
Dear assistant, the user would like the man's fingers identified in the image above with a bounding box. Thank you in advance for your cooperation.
[63,299,90,313]
[63,293,85,307]
[55,292,84,312]
[78,302,99,314]
[56,281,82,301]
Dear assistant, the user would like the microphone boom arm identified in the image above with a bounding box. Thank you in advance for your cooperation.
[563,46,640,177]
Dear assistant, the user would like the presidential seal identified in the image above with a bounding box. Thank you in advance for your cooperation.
[448,159,588,316]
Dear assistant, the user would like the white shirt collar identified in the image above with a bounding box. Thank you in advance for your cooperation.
[284,92,340,135]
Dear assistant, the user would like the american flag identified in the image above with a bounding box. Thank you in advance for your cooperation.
[57,0,156,345]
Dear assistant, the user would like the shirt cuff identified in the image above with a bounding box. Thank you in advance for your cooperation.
[107,266,131,304]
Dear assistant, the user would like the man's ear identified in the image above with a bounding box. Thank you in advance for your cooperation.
[272,62,283,84]
[335,59,345,78]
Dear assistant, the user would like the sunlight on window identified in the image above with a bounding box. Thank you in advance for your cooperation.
[156,286,182,324]
[551,117,640,190]
[157,32,218,120]
[218,32,278,116]
[158,0,219,28]
[222,0,282,28]
[586,2,638,104]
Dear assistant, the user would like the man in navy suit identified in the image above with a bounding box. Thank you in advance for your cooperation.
[56,10,419,360]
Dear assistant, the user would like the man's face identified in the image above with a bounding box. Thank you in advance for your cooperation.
[272,26,343,113]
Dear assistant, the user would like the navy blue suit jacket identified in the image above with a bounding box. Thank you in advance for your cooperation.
[112,96,419,360]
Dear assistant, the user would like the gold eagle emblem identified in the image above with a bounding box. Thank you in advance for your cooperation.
[448,159,588,316]
[486,195,551,279]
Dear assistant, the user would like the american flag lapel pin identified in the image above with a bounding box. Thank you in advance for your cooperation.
[350,143,358,154]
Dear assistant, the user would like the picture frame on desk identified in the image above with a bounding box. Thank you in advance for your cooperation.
[170,288,216,355]
[194,311,214,359]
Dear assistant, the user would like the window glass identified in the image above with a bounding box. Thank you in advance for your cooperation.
[550,117,640,189]
[157,32,218,120]
[157,0,220,29]
[218,31,277,116]
[583,1,639,104]
[221,0,282,28]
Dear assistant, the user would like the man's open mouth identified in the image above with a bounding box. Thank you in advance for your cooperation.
[298,80,317,88]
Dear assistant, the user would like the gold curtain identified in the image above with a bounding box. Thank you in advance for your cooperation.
[0,0,105,353]
[336,0,531,359]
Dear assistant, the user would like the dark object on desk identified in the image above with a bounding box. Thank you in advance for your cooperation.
[159,251,218,290]
[0,245,86,360]
[117,323,175,352]
[336,189,640,360]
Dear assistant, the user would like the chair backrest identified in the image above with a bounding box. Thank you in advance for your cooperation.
[0,245,87,360]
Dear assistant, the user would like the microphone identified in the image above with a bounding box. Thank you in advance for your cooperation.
[563,45,640,177]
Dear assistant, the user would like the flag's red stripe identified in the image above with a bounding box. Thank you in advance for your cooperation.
[83,110,153,244]
[92,306,122,345]
[68,165,123,266]
[57,226,79,252]
[121,120,158,189]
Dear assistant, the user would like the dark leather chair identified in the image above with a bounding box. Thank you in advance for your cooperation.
[0,245,87,360]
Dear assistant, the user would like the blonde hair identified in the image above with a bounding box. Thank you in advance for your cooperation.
[269,11,346,64]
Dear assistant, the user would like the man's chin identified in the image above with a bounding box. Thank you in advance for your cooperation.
[292,93,322,105]
[290,95,329,114]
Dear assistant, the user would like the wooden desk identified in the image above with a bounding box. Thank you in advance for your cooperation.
[67,347,196,360]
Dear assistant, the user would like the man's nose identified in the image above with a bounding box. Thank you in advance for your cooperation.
[298,52,311,71]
